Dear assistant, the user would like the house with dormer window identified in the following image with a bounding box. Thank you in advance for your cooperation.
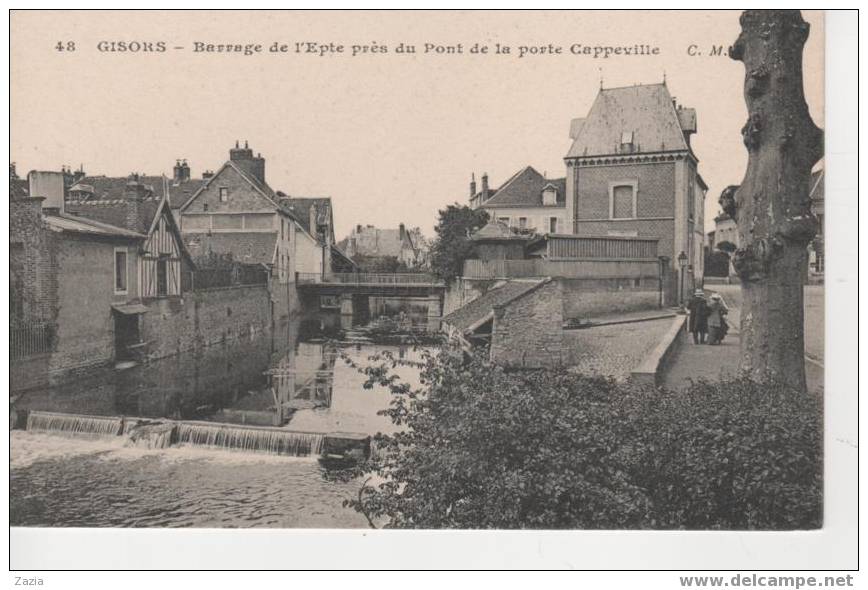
[468,166,567,235]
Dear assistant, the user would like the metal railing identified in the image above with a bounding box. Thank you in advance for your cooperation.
[296,272,443,286]
[10,320,56,360]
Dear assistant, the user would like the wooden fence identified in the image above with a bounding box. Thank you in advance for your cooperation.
[462,258,661,280]
[545,235,659,259]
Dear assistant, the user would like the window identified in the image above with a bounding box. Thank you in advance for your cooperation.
[156,256,168,297]
[688,174,696,220]
[549,217,558,233]
[609,181,638,219]
[518,217,527,229]
[114,249,128,294]
[542,187,558,206]
[219,187,229,202]
[497,217,510,226]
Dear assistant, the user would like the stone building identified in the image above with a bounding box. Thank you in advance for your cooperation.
[338,223,421,269]
[10,173,148,390]
[441,277,566,369]
[710,213,739,250]
[177,143,348,284]
[469,166,568,234]
[564,83,707,304]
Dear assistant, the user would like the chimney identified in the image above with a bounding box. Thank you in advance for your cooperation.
[202,170,214,180]
[250,152,265,185]
[470,173,477,199]
[61,165,74,191]
[73,165,86,184]
[399,223,406,240]
[481,173,490,200]
[229,141,265,185]
[173,159,191,183]
[356,224,362,234]
[309,205,317,236]
[124,174,147,231]
[230,139,254,162]
[28,170,66,214]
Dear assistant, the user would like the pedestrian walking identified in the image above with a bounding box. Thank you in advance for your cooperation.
[687,289,709,344]
[707,292,729,345]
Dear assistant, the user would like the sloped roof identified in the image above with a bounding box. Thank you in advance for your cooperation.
[65,196,162,234]
[69,174,206,209]
[477,166,566,208]
[565,83,691,158]
[470,220,528,242]
[441,279,546,333]
[183,231,277,265]
[43,212,146,240]
[280,197,333,240]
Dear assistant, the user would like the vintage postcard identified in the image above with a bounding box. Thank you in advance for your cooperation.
[7,8,856,573]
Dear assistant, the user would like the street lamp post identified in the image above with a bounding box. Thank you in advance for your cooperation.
[657,255,669,308]
[677,250,688,307]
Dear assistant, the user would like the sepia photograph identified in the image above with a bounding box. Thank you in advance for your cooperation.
[5,8,858,573]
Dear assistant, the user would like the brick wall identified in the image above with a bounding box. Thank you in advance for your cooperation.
[491,279,566,368]
[575,162,675,220]
[141,284,272,360]
[9,198,55,321]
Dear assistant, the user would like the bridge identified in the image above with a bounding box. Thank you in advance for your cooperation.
[295,272,447,330]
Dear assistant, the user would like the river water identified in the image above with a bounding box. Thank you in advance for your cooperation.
[10,317,427,528]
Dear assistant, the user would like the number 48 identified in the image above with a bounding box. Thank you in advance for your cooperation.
[55,41,76,52]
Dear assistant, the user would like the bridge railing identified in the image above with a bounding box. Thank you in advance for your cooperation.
[296,272,443,286]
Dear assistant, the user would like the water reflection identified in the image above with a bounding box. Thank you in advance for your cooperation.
[15,316,427,437]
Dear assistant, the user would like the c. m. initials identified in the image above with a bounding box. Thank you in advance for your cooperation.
[687,44,730,57]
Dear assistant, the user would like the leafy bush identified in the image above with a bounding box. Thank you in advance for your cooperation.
[705,250,732,277]
[341,347,822,530]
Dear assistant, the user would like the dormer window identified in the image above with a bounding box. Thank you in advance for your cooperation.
[620,131,635,154]
[219,187,229,202]
[542,184,558,206]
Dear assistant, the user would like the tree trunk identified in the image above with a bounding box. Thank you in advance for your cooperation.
[726,10,822,391]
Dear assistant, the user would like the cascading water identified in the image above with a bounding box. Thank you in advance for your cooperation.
[21,411,331,458]
[125,422,177,449]
[175,422,325,457]
[25,411,124,437]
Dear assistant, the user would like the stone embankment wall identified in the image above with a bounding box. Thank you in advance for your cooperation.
[490,279,566,369]
[141,284,272,360]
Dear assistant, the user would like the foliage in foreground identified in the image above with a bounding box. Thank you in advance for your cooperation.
[340,347,822,530]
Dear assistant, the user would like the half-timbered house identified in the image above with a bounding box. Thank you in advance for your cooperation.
[65,174,194,299]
